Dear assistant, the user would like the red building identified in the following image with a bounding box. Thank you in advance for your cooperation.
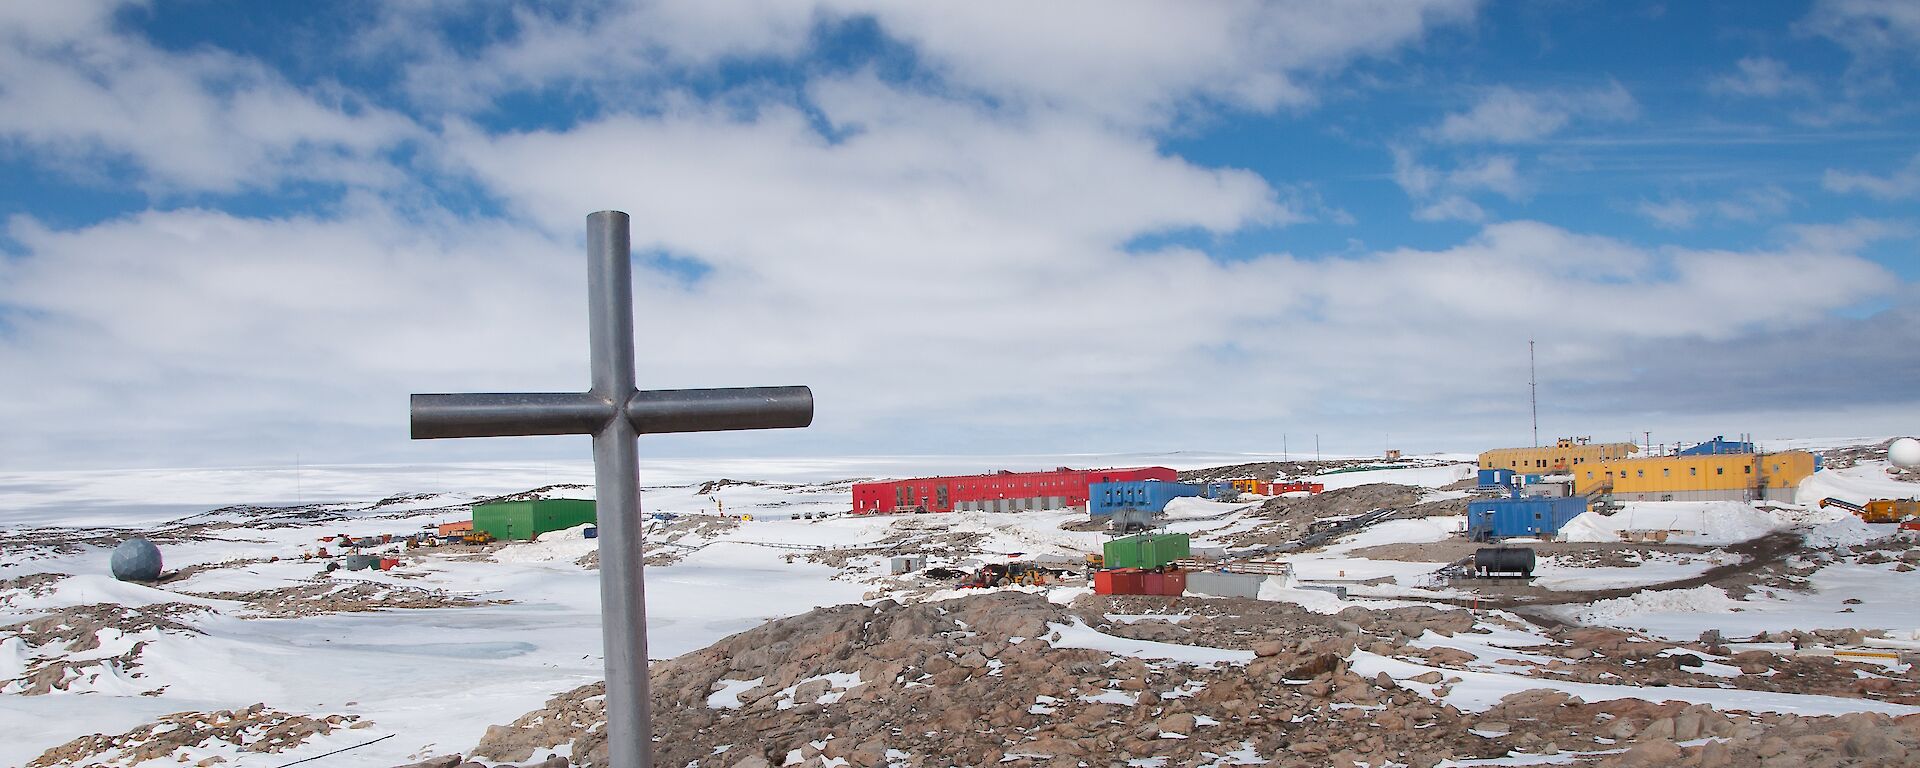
[851,466,1177,514]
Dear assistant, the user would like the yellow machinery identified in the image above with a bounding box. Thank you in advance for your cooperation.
[461,529,497,545]
[1820,497,1920,523]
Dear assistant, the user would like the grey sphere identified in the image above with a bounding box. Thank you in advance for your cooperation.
[110,538,164,582]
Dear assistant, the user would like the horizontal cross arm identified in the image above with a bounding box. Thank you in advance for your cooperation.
[626,386,813,435]
[411,392,615,439]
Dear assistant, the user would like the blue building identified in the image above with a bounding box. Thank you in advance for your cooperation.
[1089,480,1204,517]
[1477,468,1517,489]
[1467,496,1588,541]
[1203,481,1237,500]
[1679,436,1754,456]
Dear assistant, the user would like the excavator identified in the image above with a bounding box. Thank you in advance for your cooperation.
[1820,497,1920,524]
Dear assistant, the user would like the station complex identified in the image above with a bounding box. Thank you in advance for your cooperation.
[1477,435,1820,503]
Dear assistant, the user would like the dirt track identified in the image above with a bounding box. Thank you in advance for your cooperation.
[1412,532,1806,626]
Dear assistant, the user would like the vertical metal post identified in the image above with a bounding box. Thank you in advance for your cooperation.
[1529,339,1539,448]
[587,211,651,768]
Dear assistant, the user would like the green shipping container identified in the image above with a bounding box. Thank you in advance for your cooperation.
[472,499,598,541]
[1102,533,1190,570]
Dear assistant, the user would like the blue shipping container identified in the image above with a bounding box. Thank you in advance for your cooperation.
[1089,480,1204,517]
[1467,496,1588,540]
[1477,468,1517,488]
[1203,481,1237,500]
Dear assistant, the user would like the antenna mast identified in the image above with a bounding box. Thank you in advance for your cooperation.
[1529,339,1539,447]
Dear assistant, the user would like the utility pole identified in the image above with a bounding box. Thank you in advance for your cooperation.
[1529,339,1539,447]
[1315,434,1321,463]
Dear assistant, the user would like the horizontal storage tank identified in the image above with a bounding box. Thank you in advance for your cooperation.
[1474,547,1536,577]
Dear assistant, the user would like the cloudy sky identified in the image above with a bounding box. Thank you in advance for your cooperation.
[0,1,1916,471]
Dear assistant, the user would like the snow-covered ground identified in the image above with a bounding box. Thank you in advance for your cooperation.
[4,445,1920,766]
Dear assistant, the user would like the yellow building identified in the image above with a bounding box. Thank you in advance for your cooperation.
[1571,450,1817,502]
[1479,438,1639,473]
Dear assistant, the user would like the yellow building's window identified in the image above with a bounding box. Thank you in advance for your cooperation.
[1743,465,1751,474]
[1690,468,1697,476]
[1637,470,1644,478]
[1716,467,1724,475]
[1663,468,1670,477]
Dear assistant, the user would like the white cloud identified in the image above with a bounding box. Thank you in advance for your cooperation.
[0,0,420,192]
[1824,152,1920,199]
[1432,82,1638,143]
[1636,199,1699,228]
[1412,195,1486,223]
[1784,217,1911,251]
[1,170,1900,467]
[382,0,1477,125]
[1391,148,1522,221]
[1634,187,1792,229]
[1800,0,1920,58]
[1709,56,1816,98]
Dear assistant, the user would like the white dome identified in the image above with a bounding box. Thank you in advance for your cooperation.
[1890,437,1920,468]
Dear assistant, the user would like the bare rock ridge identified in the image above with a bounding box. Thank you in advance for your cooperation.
[445,592,1920,768]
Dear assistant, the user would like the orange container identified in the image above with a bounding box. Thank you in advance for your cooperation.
[1161,569,1187,596]
[379,558,399,571]
[1094,570,1118,594]
[437,521,473,536]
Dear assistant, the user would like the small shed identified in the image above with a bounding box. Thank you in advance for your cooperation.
[473,499,598,541]
[1467,496,1587,541]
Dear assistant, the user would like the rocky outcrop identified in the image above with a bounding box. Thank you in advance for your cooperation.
[458,591,1920,767]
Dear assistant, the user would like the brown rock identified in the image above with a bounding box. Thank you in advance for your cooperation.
[1156,713,1196,735]
[1619,738,1682,766]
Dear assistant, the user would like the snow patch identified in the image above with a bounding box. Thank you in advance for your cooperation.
[1575,586,1740,624]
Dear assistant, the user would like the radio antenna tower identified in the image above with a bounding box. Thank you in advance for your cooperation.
[1529,339,1539,447]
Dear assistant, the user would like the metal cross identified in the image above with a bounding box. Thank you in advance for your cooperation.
[410,211,812,768]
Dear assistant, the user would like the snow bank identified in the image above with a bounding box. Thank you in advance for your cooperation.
[1558,501,1784,546]
[1801,516,1883,548]
[1575,586,1739,624]
[538,523,596,541]
[1045,619,1253,665]
[492,530,598,564]
[1353,650,1917,716]
[1798,461,1920,508]
[1314,464,1473,491]
[1160,497,1254,520]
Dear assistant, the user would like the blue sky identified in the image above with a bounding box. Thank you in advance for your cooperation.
[0,1,1915,470]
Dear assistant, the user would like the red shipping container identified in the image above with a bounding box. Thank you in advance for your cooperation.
[1110,568,1144,595]
[1142,572,1165,596]
[1162,569,1186,596]
[1093,570,1118,595]
[379,558,399,571]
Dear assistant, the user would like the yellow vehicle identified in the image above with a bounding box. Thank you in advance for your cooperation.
[1820,497,1920,524]
[461,530,497,545]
